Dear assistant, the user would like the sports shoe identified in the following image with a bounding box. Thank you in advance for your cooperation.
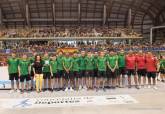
[65,87,68,92]
[16,89,20,93]
[153,86,158,90]
[148,85,151,89]
[9,89,15,94]
[79,85,82,90]
[70,87,74,91]
[103,88,106,92]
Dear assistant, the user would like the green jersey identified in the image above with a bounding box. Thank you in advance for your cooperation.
[7,57,19,74]
[93,56,98,70]
[19,59,30,75]
[79,56,86,70]
[72,57,80,72]
[57,56,64,70]
[63,57,73,70]
[42,57,50,72]
[97,57,107,71]
[160,59,165,69]
[118,54,125,68]
[50,60,58,73]
[107,55,118,69]
[85,56,94,70]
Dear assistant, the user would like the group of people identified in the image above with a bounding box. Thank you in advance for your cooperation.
[7,48,165,94]
[0,27,141,38]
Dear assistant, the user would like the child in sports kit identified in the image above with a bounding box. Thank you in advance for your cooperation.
[146,52,158,89]
[107,50,118,89]
[7,52,20,93]
[159,56,165,82]
[50,55,58,91]
[63,52,73,91]
[42,52,51,91]
[79,51,86,90]
[72,52,80,90]
[136,50,147,88]
[85,51,94,90]
[96,51,107,92]
[118,49,126,88]
[18,54,31,94]
[56,51,64,91]
[126,50,139,89]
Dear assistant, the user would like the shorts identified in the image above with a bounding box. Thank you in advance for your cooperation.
[137,69,146,77]
[57,70,64,78]
[52,73,58,79]
[43,72,51,79]
[73,71,79,78]
[20,75,30,82]
[93,69,98,77]
[9,73,19,81]
[147,72,156,78]
[108,70,117,79]
[64,71,73,80]
[118,67,125,75]
[98,71,106,78]
[126,69,135,76]
[80,70,86,78]
[86,70,94,77]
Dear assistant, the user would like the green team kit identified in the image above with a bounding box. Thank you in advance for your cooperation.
[9,52,165,79]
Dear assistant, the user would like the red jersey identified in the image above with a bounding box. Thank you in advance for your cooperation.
[136,54,146,69]
[126,54,136,70]
[146,56,157,72]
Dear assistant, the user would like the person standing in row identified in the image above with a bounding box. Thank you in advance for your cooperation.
[85,51,94,90]
[42,52,51,91]
[126,50,139,89]
[146,52,158,89]
[136,50,147,88]
[18,54,31,94]
[117,49,126,88]
[96,51,107,92]
[63,52,73,91]
[159,56,165,82]
[33,55,43,93]
[107,50,118,89]
[7,52,20,93]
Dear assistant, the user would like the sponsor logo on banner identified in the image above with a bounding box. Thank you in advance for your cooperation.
[0,95,138,109]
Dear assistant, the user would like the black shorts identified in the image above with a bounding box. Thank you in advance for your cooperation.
[43,72,51,79]
[20,75,30,82]
[52,73,58,79]
[147,72,156,78]
[137,69,146,77]
[9,73,19,81]
[160,69,165,74]
[57,70,64,78]
[126,69,135,76]
[107,69,117,79]
[93,69,98,77]
[80,70,86,78]
[98,71,106,78]
[118,67,125,75]
[64,71,73,80]
[86,70,94,77]
[73,71,79,78]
